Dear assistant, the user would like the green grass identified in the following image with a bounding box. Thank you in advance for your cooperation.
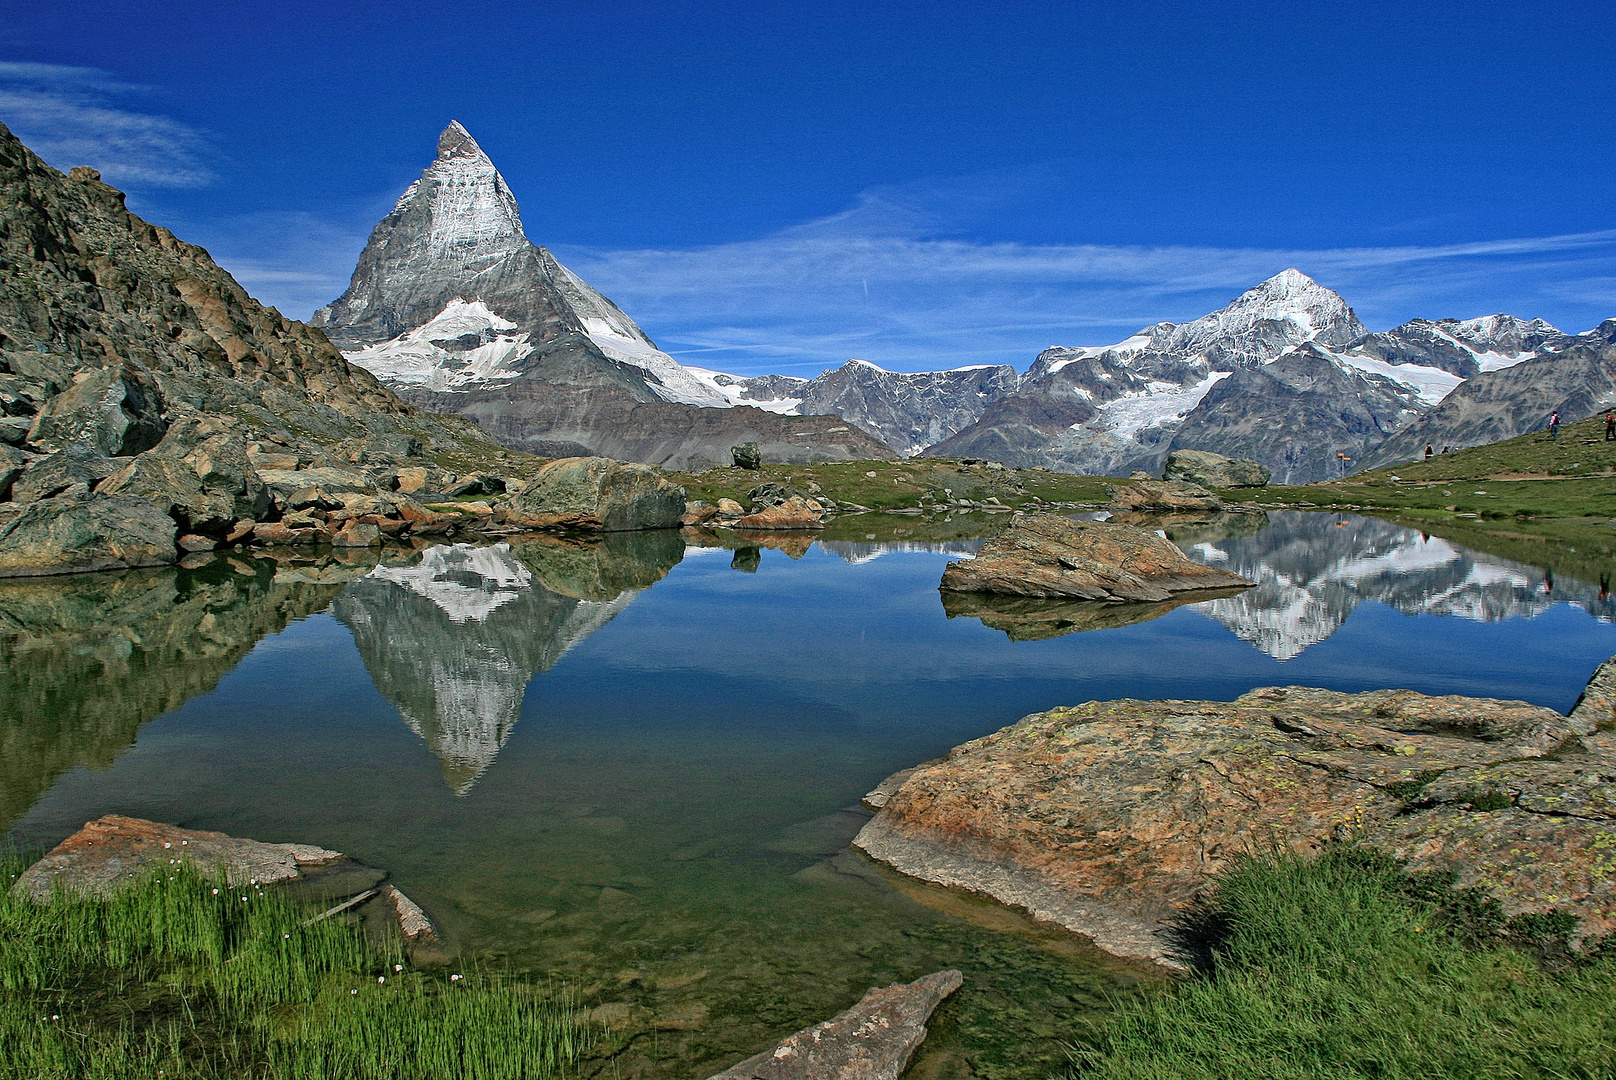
[0,855,587,1079]
[1068,847,1616,1079]
[668,458,1116,511]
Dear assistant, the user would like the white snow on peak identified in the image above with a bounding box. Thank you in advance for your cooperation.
[368,542,534,624]
[578,317,732,407]
[1328,349,1464,404]
[395,123,526,262]
[1090,371,1232,439]
[1162,269,1363,365]
[847,358,892,373]
[1040,332,1158,374]
[684,367,806,414]
[344,298,532,390]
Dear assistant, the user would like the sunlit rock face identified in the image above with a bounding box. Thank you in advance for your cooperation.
[331,535,682,793]
[1178,511,1616,660]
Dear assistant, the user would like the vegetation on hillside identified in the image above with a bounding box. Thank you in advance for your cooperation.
[0,856,586,1079]
[1069,847,1616,1080]
[669,458,1115,511]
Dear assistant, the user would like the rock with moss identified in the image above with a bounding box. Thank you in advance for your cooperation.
[504,456,684,531]
[1162,449,1270,488]
[855,664,1616,968]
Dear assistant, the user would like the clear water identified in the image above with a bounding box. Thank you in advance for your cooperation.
[6,511,1616,1079]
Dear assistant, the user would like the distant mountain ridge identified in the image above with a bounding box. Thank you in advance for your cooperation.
[319,123,1614,480]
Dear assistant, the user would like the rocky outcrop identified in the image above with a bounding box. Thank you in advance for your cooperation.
[13,814,345,900]
[0,119,515,576]
[730,482,827,530]
[706,969,962,1080]
[794,361,1020,456]
[939,513,1250,601]
[854,663,1616,968]
[504,456,685,531]
[1161,449,1269,488]
[0,492,177,577]
[1107,476,1225,512]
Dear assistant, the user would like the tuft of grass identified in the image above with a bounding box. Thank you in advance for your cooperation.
[0,853,586,1079]
[1068,846,1616,1079]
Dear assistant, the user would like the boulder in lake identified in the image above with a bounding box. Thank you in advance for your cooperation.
[1162,449,1270,489]
[855,660,1616,968]
[706,969,962,1080]
[504,456,685,531]
[1107,477,1224,512]
[938,512,1250,601]
[0,492,176,577]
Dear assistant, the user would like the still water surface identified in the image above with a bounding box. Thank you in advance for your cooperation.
[6,511,1616,1079]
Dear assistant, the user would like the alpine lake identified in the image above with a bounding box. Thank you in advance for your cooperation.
[7,508,1616,1080]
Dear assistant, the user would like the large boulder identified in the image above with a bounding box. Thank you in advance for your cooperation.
[706,970,962,1080]
[13,814,344,901]
[732,495,826,530]
[26,366,166,457]
[0,442,22,500]
[10,445,122,503]
[97,423,270,535]
[1106,477,1223,512]
[1162,449,1269,489]
[939,512,1250,601]
[504,456,685,531]
[855,665,1616,968]
[0,492,176,577]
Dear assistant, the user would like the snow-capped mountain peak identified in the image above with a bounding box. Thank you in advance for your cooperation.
[1160,269,1366,366]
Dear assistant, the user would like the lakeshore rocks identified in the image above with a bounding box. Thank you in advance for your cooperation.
[13,814,344,900]
[938,512,1250,601]
[706,969,962,1080]
[11,445,122,503]
[504,456,685,531]
[25,366,167,458]
[1161,449,1269,489]
[854,664,1616,968]
[1106,477,1224,513]
[0,493,176,577]
[732,495,826,530]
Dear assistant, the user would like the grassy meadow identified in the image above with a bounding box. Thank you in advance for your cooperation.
[0,855,587,1080]
[1069,847,1616,1080]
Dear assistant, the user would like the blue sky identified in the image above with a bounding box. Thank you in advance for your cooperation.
[1,0,1612,375]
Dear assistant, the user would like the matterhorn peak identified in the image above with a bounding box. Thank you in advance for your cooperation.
[437,120,485,161]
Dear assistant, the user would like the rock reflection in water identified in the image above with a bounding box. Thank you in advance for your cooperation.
[941,587,1251,642]
[0,560,345,830]
[1178,511,1616,660]
[331,532,683,794]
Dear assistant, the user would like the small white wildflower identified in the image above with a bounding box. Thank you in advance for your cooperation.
[284,934,290,939]
[350,989,358,995]
[394,964,403,972]
[212,888,219,895]
[164,842,171,849]
[449,974,463,982]
[51,1015,59,1021]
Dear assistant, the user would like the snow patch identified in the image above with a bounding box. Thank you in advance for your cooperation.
[1331,351,1464,404]
[1092,371,1233,441]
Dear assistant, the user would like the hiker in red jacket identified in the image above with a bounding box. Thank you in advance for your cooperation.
[1604,411,1614,441]
[1550,410,1561,439]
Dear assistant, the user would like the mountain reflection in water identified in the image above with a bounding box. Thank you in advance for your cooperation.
[1176,511,1616,660]
[331,532,684,793]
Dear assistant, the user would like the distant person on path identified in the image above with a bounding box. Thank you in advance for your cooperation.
[1605,410,1614,441]
[1550,410,1561,439]
[1424,444,1433,460]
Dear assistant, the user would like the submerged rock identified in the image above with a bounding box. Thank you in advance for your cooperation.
[706,969,962,1080]
[0,492,176,577]
[938,512,1250,601]
[855,662,1616,968]
[1162,448,1270,489]
[504,456,685,531]
[1106,477,1224,512]
[13,814,344,900]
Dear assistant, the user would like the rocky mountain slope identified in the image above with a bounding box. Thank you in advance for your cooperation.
[315,122,894,469]
[0,119,538,575]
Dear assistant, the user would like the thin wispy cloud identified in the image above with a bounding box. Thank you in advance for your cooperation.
[554,219,1616,375]
[0,60,212,188]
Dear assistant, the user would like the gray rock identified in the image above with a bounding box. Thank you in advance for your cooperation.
[26,366,166,458]
[0,443,22,500]
[1107,477,1224,512]
[732,442,762,469]
[0,492,176,577]
[794,361,1020,456]
[1162,449,1270,488]
[0,416,32,445]
[706,969,962,1080]
[12,445,123,503]
[505,456,685,531]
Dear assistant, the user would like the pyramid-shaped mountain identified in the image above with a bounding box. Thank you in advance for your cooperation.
[315,122,894,469]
